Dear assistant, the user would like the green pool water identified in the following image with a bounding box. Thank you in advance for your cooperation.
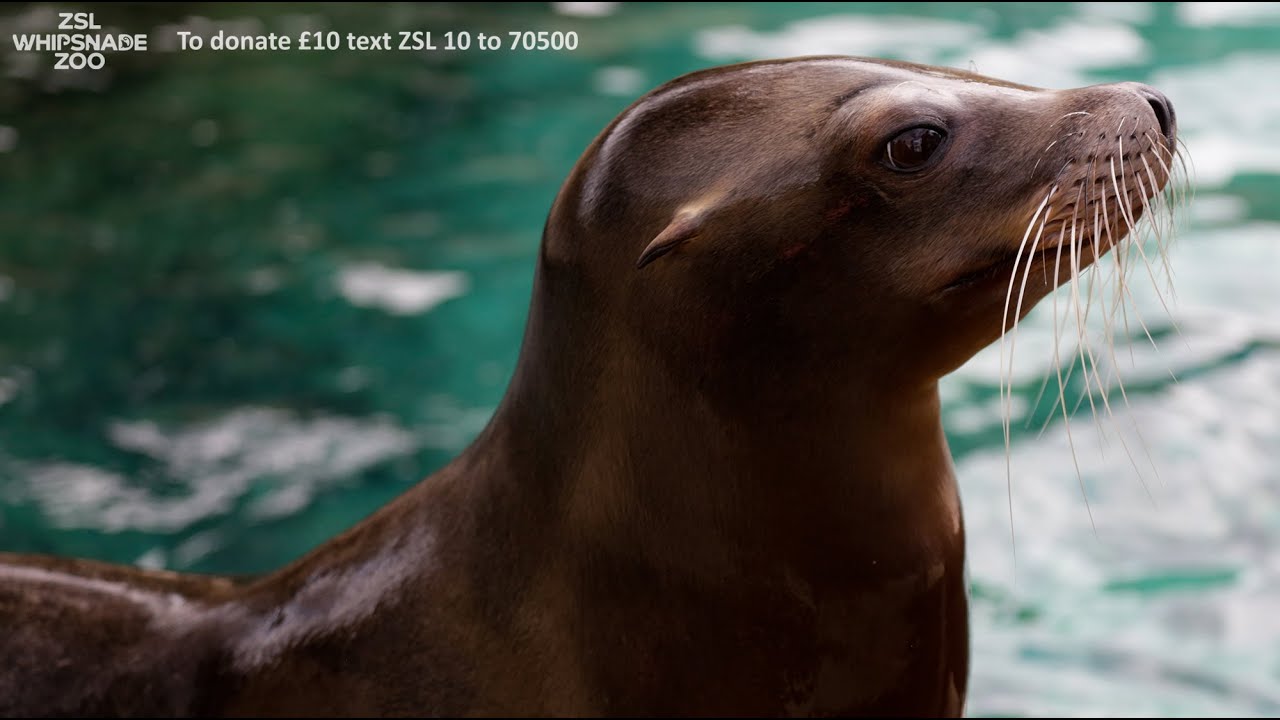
[1,3,1278,716]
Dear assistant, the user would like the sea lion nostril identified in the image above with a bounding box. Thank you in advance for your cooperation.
[1137,86,1176,144]
[1148,97,1171,139]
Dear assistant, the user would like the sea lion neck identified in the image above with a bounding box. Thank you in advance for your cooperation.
[482,259,962,578]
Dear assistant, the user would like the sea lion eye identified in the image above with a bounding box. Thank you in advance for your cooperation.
[885,127,946,171]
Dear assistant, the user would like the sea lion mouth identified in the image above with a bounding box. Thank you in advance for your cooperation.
[944,237,1101,293]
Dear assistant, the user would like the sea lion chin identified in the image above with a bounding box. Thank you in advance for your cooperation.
[0,56,1178,717]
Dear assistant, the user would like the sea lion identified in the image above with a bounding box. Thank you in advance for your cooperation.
[0,56,1179,717]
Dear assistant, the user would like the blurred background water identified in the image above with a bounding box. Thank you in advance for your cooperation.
[1,2,1276,716]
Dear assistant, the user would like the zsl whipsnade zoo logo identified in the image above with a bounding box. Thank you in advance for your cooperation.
[10,12,147,70]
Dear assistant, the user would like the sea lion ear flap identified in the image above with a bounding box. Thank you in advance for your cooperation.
[636,213,700,270]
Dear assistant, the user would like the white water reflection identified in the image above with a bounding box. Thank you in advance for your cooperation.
[337,263,469,316]
[962,348,1280,717]
[18,409,418,534]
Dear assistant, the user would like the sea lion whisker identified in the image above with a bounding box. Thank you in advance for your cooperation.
[1167,142,1196,360]
[1147,129,1193,210]
[1103,236,1132,415]
[1177,137,1195,184]
[1032,226,1079,436]
[1064,261,1105,433]
[1114,301,1168,486]
[1000,191,1056,366]
[1008,194,1054,447]
[1123,274,1165,354]
[1142,135,1192,282]
[1169,136,1196,208]
[1048,170,1104,436]
[1056,110,1092,124]
[1033,253,1084,433]
[1130,170,1178,326]
[1135,158,1175,282]
[1000,185,1057,561]
[1100,267,1137,454]
[1138,142,1177,227]
[1026,244,1077,428]
[1143,133,1174,175]
[1091,342,1160,500]
[1134,157,1188,385]
[1049,198,1094,529]
[1034,196,1095,438]
[1097,166,1131,371]
[1026,337,1059,429]
[1035,130,1088,173]
[1101,161,1167,492]
[1081,197,1117,446]
[1110,152,1144,368]
[1092,270,1164,498]
[1143,137,1182,240]
[1083,325,1118,447]
[1029,299,1071,427]
[1147,129,1175,157]
[1026,180,1089,429]
[1147,132,1190,200]
[1150,135,1195,221]
[1171,141,1194,272]
[1033,217,1088,432]
[1126,193,1170,351]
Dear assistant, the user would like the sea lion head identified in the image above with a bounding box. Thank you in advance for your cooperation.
[541,56,1180,406]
